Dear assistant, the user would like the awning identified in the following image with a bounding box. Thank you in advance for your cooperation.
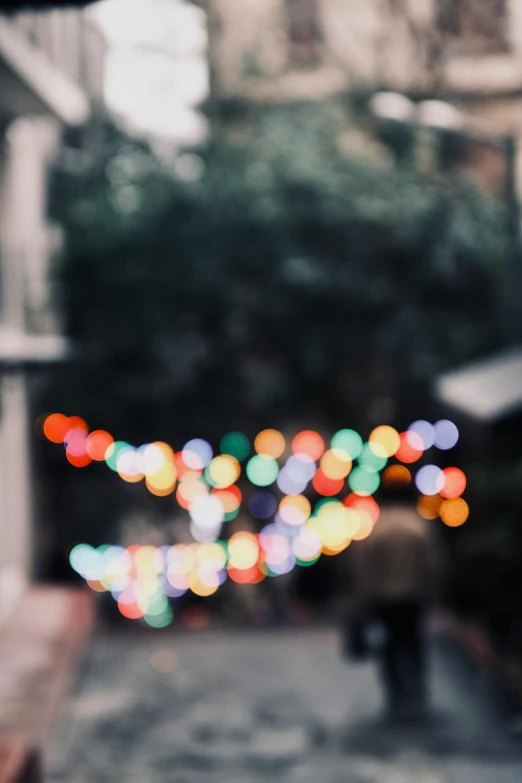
[0,18,89,125]
[435,348,522,424]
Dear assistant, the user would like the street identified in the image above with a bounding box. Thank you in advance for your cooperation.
[47,624,522,783]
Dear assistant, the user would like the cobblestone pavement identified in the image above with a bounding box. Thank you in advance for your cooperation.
[48,626,522,783]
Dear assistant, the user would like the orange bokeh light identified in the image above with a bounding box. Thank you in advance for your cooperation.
[417,493,443,520]
[211,486,242,512]
[43,413,70,443]
[382,464,411,488]
[440,497,469,527]
[254,429,286,459]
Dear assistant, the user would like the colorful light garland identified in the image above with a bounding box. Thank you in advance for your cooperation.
[40,414,468,627]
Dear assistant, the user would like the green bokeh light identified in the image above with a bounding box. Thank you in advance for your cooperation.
[331,429,363,460]
[144,605,174,628]
[246,454,279,487]
[348,466,381,496]
[220,432,250,461]
[105,441,132,472]
[358,443,387,472]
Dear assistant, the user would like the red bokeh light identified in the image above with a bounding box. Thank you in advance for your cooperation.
[395,431,423,464]
[312,468,344,497]
[292,430,325,461]
[86,430,114,461]
[343,493,380,524]
[440,467,466,499]
[66,451,92,468]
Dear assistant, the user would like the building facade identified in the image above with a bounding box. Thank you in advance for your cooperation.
[199,0,522,101]
[197,0,522,188]
[0,6,104,622]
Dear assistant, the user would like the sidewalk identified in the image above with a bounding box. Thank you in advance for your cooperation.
[0,586,94,780]
[47,624,522,783]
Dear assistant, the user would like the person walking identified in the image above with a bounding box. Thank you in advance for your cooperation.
[349,494,443,718]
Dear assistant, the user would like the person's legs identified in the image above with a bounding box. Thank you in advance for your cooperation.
[376,604,403,714]
[377,602,426,717]
[401,603,426,712]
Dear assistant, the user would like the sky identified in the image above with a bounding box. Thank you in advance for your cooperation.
[94,0,208,145]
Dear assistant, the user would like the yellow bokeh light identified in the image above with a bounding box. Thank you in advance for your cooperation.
[320,448,352,480]
[119,469,144,484]
[369,425,401,458]
[197,542,227,569]
[351,510,374,541]
[208,455,241,488]
[188,572,219,597]
[308,504,353,552]
[254,429,286,459]
[344,508,362,538]
[228,531,259,570]
[440,498,469,527]
[133,546,158,574]
[146,459,177,495]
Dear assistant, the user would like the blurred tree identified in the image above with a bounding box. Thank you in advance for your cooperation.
[43,104,509,547]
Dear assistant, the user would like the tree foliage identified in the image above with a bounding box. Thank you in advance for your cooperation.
[45,104,509,541]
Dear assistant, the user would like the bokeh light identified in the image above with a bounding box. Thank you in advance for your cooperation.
[440,467,466,499]
[246,454,279,487]
[395,431,423,463]
[320,448,352,480]
[358,443,387,473]
[382,464,411,489]
[343,493,380,524]
[220,432,250,461]
[369,425,400,458]
[86,430,114,461]
[279,494,311,526]
[248,490,277,519]
[415,465,445,496]
[228,531,259,570]
[440,497,469,527]
[292,430,324,461]
[407,420,435,450]
[182,438,213,470]
[207,454,241,488]
[417,493,443,520]
[434,420,459,450]
[254,429,285,459]
[348,466,380,496]
[43,413,70,443]
[66,451,92,468]
[331,429,363,459]
[312,469,344,497]
[56,415,469,625]
[188,494,224,529]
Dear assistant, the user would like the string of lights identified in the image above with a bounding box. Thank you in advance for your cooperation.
[40,414,468,628]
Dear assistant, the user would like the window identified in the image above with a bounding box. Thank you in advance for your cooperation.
[285,0,322,68]
[439,0,508,54]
